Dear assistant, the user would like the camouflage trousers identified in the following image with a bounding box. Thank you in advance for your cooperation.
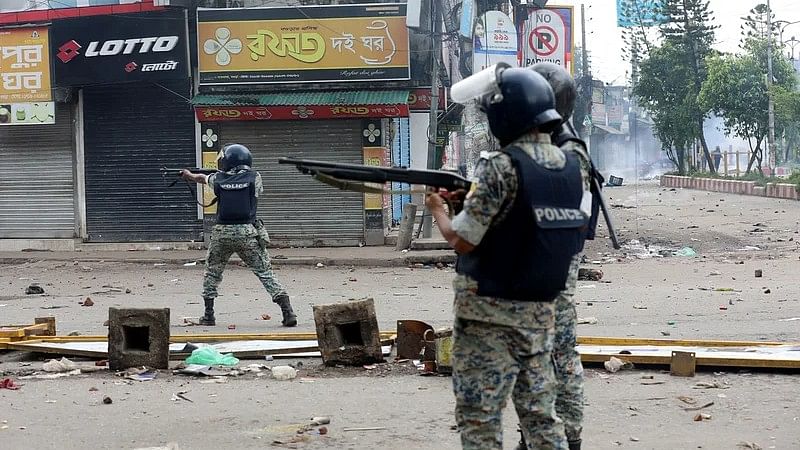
[202,227,285,300]
[554,257,585,442]
[452,318,567,450]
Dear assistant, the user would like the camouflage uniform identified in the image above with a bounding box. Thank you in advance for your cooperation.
[551,139,592,443]
[202,170,287,309]
[450,133,570,450]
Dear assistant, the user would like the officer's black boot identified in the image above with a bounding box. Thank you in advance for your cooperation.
[199,297,216,326]
[273,293,297,327]
[515,426,526,450]
[568,439,582,450]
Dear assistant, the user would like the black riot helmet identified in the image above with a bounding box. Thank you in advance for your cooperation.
[218,144,253,171]
[530,62,577,123]
[479,68,562,146]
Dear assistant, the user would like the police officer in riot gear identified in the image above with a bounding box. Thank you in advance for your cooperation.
[181,144,297,327]
[426,63,588,449]
[504,61,597,450]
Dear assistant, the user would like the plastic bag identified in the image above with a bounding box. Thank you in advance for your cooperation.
[185,346,239,367]
[675,247,697,257]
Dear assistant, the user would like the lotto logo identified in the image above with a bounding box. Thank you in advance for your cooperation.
[57,40,81,63]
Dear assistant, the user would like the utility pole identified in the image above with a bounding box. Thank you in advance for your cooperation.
[581,3,591,154]
[421,0,442,238]
[767,0,777,171]
[581,3,588,77]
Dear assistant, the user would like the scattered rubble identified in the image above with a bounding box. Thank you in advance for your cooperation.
[25,284,44,295]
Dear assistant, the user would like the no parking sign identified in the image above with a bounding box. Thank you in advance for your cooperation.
[518,6,574,74]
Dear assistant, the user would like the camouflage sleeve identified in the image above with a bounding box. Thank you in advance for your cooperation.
[255,172,264,198]
[451,153,516,246]
[562,141,592,192]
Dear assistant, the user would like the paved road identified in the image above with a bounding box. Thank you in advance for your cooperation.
[1,182,798,449]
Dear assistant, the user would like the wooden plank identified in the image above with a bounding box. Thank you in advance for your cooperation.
[21,331,397,343]
[577,337,789,347]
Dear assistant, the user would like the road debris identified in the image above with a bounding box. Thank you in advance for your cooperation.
[310,417,330,426]
[682,401,714,411]
[0,378,21,390]
[25,284,44,295]
[342,427,386,432]
[80,297,94,307]
[578,317,598,325]
[185,347,239,367]
[126,371,157,382]
[693,413,712,421]
[578,268,604,281]
[103,396,113,404]
[693,381,729,390]
[272,366,297,380]
[604,357,634,373]
[260,314,271,321]
[754,269,763,278]
[677,396,697,405]
[675,247,697,257]
[778,317,800,322]
[737,442,763,450]
[42,357,77,373]
[171,391,193,403]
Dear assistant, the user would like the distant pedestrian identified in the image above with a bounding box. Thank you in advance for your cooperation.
[712,146,722,172]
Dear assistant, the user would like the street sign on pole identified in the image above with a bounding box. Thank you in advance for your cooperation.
[518,6,574,74]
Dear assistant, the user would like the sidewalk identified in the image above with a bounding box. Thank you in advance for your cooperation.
[0,245,456,267]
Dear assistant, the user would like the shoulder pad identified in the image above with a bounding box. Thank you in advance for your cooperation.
[479,150,504,160]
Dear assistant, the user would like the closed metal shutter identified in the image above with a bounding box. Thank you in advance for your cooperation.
[83,81,201,242]
[223,120,364,246]
[0,102,75,238]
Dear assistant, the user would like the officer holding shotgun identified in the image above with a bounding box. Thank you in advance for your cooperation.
[180,144,297,328]
[425,63,591,449]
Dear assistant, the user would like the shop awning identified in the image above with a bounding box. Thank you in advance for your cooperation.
[192,90,411,121]
[193,90,410,107]
[593,124,625,135]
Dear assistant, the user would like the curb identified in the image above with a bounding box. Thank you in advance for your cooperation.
[661,175,799,200]
[0,253,457,268]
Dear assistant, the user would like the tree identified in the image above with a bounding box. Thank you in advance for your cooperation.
[636,40,697,173]
[774,86,800,163]
[698,44,796,172]
[659,0,719,173]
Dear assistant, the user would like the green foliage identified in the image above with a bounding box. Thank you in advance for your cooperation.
[698,35,798,170]
[633,0,719,174]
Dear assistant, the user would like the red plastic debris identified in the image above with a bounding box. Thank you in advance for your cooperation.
[0,378,20,390]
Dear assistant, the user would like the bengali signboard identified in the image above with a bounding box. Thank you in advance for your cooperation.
[195,104,409,122]
[197,4,410,84]
[0,27,51,103]
[473,11,518,73]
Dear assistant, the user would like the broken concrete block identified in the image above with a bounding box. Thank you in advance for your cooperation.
[108,308,170,370]
[313,298,383,366]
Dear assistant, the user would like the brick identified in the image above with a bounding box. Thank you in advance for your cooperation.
[108,308,170,370]
[313,298,383,366]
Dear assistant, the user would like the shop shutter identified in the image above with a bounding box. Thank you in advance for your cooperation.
[82,81,201,242]
[0,102,75,238]
[222,120,364,246]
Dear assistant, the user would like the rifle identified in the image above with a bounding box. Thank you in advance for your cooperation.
[160,167,218,186]
[278,157,472,213]
[160,167,219,207]
[561,122,621,250]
